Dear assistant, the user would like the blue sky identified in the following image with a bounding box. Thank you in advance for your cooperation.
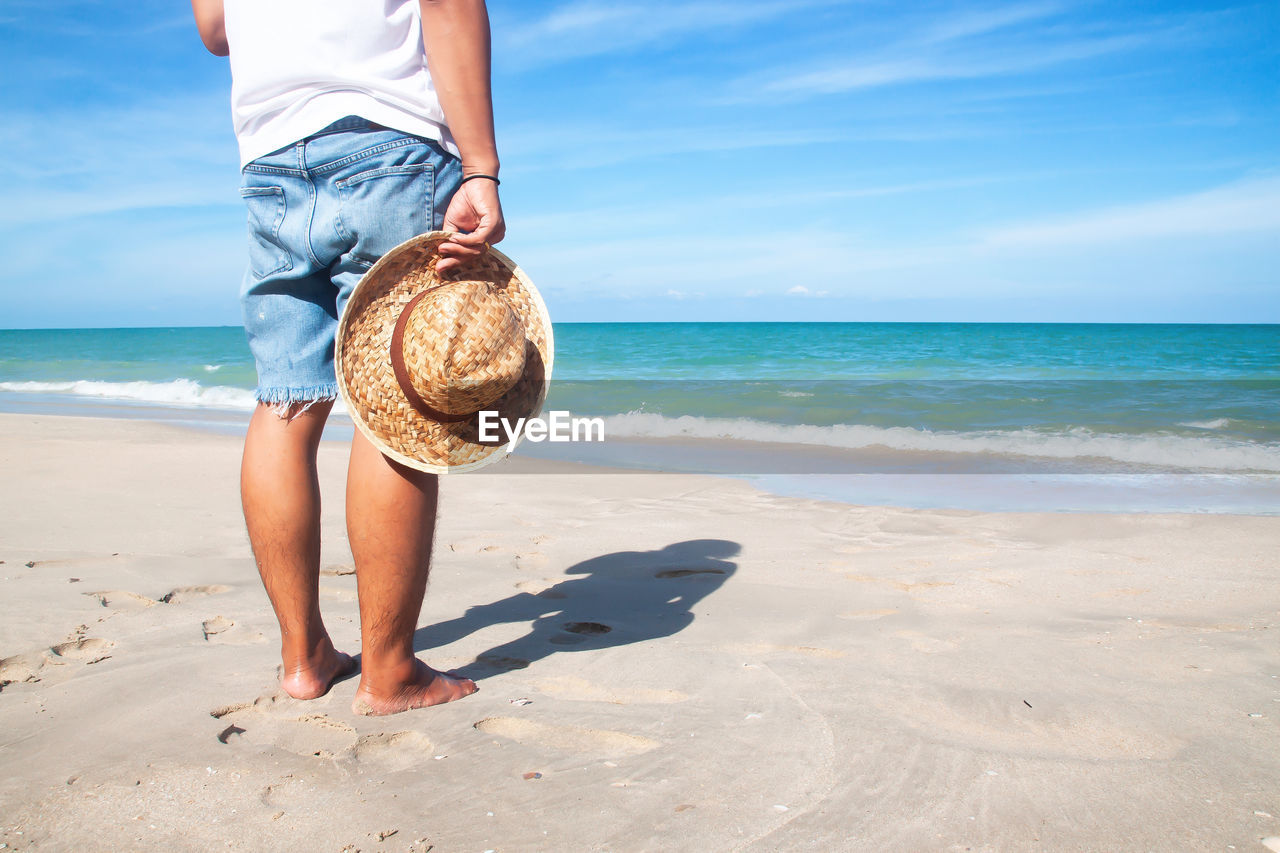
[0,0,1276,326]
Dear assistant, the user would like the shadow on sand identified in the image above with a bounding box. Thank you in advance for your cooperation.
[413,538,740,681]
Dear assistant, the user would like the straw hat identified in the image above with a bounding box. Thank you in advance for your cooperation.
[335,231,553,474]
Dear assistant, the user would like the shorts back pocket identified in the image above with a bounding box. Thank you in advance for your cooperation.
[240,185,292,279]
[336,162,434,269]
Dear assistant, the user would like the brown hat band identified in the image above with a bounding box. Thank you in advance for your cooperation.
[387,285,473,424]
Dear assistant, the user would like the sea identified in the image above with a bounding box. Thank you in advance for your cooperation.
[2,323,1278,514]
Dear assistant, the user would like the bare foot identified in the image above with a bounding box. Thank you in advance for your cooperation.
[280,638,358,700]
[352,659,477,716]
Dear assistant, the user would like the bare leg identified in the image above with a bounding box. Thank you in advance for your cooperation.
[347,429,476,715]
[241,401,355,699]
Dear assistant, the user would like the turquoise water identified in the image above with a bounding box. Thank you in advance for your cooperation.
[556,322,1279,381]
[2,323,1278,492]
[3,323,1276,386]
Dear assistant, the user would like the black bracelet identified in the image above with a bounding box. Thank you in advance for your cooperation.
[460,173,500,187]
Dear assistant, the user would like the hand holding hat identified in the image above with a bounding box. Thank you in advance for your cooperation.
[336,232,553,473]
[436,176,505,275]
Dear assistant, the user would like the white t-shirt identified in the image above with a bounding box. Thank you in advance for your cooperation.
[223,0,457,168]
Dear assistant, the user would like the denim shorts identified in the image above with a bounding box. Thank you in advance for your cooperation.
[239,116,461,407]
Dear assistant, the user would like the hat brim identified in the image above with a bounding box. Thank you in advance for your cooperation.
[335,232,554,474]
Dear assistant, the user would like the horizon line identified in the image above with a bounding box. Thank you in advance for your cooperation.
[3,320,1279,332]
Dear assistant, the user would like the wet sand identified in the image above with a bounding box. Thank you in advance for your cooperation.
[1,412,1278,851]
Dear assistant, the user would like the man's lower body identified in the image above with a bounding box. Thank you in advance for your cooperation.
[238,117,475,715]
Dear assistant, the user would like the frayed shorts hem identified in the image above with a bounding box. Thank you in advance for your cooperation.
[256,385,339,419]
[257,384,339,405]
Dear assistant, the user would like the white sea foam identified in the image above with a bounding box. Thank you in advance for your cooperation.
[0,379,354,416]
[600,412,1280,473]
[0,379,257,410]
[3,379,1273,472]
[1179,418,1231,430]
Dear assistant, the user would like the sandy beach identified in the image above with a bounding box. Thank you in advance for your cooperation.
[1,411,1278,851]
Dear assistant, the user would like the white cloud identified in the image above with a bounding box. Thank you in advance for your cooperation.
[762,32,1150,97]
[918,2,1064,44]
[497,0,833,66]
[783,284,831,297]
[0,92,238,225]
[726,4,1199,102]
[980,175,1280,248]
[511,174,1021,244]
[505,172,1280,313]
[501,122,845,171]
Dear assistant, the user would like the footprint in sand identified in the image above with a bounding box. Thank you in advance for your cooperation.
[0,635,115,689]
[83,585,232,608]
[210,689,284,719]
[515,552,549,571]
[473,716,658,756]
[202,616,234,640]
[655,568,727,579]
[549,621,612,646]
[201,616,266,645]
[0,652,47,688]
[474,654,531,673]
[48,637,115,664]
[213,701,435,768]
[320,564,355,577]
[84,590,156,609]
[564,621,611,636]
[219,709,358,759]
[348,730,435,772]
[161,585,232,605]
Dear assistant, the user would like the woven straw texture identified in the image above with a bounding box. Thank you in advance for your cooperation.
[400,281,526,416]
[336,232,553,474]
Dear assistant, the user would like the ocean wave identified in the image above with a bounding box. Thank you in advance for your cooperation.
[1178,418,1231,430]
[0,379,257,410]
[599,412,1280,473]
[4,379,1276,472]
[0,378,356,416]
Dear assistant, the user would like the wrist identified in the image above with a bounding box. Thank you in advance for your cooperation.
[460,173,500,188]
[461,158,500,178]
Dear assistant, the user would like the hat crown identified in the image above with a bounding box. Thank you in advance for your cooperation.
[398,281,526,416]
